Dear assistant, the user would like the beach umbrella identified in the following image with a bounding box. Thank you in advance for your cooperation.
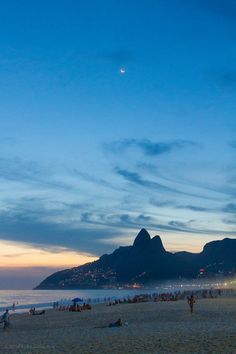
[72,297,83,303]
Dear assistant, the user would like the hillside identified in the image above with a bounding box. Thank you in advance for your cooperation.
[35,229,236,289]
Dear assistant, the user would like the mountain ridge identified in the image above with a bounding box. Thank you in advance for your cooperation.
[35,229,236,289]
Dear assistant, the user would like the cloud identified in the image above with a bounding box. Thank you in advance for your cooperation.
[115,168,182,195]
[78,210,201,234]
[0,211,116,255]
[136,162,158,172]
[150,198,211,212]
[105,138,197,156]
[72,169,125,191]
[177,205,210,212]
[168,220,190,230]
[222,218,236,225]
[0,157,42,181]
[150,199,173,208]
[80,212,93,223]
[115,168,172,191]
[0,198,119,255]
[222,203,236,213]
[114,214,195,233]
[0,196,196,247]
[0,195,234,258]
[115,167,209,199]
[119,214,152,226]
[1,252,29,258]
[79,211,152,230]
[0,156,71,191]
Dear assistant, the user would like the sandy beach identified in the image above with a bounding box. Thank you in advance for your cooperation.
[1,295,236,354]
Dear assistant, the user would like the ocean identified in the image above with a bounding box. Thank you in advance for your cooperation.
[0,279,227,313]
[0,289,155,313]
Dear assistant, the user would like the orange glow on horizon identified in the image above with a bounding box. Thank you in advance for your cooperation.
[0,240,98,268]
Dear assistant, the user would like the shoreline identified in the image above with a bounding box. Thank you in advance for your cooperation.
[1,286,235,315]
[1,293,236,353]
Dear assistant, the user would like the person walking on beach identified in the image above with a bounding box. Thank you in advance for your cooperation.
[187,295,195,313]
[1,309,10,329]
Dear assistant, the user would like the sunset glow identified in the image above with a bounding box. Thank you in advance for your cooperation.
[0,240,97,268]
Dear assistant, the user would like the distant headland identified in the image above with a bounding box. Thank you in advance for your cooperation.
[35,229,236,290]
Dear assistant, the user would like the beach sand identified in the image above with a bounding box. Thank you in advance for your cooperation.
[1,296,236,353]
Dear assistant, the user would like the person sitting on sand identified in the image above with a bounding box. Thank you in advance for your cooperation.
[109,318,122,327]
[29,307,36,315]
[95,318,127,329]
[76,305,81,312]
[187,295,195,313]
[1,309,10,330]
[82,303,91,310]
[29,307,45,315]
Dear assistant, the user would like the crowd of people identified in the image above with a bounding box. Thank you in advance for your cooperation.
[105,287,227,307]
[69,303,92,312]
[53,302,92,312]
[1,287,236,330]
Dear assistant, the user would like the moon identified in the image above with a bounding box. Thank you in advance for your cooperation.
[120,68,126,74]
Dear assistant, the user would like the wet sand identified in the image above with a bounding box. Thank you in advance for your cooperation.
[1,296,236,353]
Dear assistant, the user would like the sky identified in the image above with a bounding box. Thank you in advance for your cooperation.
[0,0,236,288]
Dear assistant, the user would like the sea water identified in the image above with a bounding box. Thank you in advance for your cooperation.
[0,279,228,313]
[0,289,154,313]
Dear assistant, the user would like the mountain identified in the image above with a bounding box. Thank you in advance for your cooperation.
[35,229,236,289]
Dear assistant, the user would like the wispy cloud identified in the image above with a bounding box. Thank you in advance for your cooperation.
[0,156,71,191]
[0,192,235,258]
[72,169,125,191]
[105,138,198,156]
[222,203,236,213]
[0,207,116,255]
[115,168,181,193]
[76,210,206,234]
[150,198,212,212]
[177,205,211,212]
[115,167,212,200]
[222,218,236,225]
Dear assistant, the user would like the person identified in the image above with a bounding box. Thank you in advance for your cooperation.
[187,295,195,313]
[29,307,36,315]
[12,303,15,311]
[29,307,45,315]
[94,318,124,329]
[1,309,10,329]
[109,318,122,327]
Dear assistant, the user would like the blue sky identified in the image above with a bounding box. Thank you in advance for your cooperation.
[0,0,236,287]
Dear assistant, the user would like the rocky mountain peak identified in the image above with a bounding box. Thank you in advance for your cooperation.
[151,235,166,252]
[133,228,151,248]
